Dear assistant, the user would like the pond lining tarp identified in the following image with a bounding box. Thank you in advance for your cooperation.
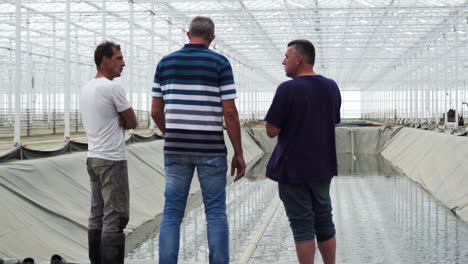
[0,129,263,262]
[335,126,401,154]
[0,133,164,163]
[243,127,277,153]
[5,126,467,262]
[247,126,401,155]
[381,127,468,223]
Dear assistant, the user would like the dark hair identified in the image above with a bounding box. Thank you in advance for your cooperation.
[287,39,315,65]
[189,16,215,41]
[50,254,63,263]
[22,257,35,264]
[94,41,121,69]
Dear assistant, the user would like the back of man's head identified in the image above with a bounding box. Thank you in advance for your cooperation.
[50,254,64,264]
[189,16,215,41]
[287,39,316,66]
[22,258,35,264]
[94,41,121,69]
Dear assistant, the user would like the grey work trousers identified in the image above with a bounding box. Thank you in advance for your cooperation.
[87,157,129,232]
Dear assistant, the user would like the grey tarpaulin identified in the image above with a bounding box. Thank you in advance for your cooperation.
[335,126,400,154]
[243,127,277,154]
[3,127,468,262]
[0,133,164,163]
[0,129,263,262]
[381,127,468,223]
[0,147,22,163]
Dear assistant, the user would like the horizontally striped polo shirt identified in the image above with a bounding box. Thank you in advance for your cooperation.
[152,44,237,156]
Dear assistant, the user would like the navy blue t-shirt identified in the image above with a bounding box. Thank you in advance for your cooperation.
[265,75,341,183]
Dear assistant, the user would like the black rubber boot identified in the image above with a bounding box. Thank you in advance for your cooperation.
[88,229,102,264]
[101,232,125,264]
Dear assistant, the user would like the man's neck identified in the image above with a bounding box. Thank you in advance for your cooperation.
[295,68,318,78]
[95,71,113,80]
[189,37,210,47]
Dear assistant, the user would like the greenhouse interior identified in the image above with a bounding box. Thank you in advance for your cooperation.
[0,0,468,263]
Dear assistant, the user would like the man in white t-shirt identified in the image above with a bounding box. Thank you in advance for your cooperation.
[80,41,137,264]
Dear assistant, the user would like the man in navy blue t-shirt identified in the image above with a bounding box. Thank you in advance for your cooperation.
[265,39,341,264]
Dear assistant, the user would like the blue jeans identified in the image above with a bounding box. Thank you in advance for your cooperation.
[159,154,229,264]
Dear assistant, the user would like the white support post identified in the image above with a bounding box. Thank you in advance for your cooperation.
[424,66,430,122]
[443,33,448,116]
[64,0,71,139]
[393,78,396,122]
[75,30,80,114]
[168,20,172,53]
[435,66,439,122]
[432,65,436,122]
[102,0,106,40]
[381,89,383,121]
[415,60,419,123]
[454,27,459,118]
[53,18,57,112]
[8,39,13,114]
[149,0,156,129]
[465,18,468,122]
[26,10,32,112]
[44,50,50,113]
[238,64,243,121]
[136,48,142,116]
[410,59,415,122]
[253,69,257,120]
[249,67,253,121]
[14,0,22,147]
[129,0,134,108]
[406,62,410,121]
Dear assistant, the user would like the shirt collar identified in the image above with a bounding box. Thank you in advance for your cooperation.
[183,44,209,49]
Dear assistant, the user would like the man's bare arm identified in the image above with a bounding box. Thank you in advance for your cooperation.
[222,99,246,181]
[151,97,166,135]
[119,107,137,129]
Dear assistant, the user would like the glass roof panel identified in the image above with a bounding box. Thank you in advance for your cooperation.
[0,0,465,92]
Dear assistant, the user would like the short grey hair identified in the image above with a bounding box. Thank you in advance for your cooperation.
[189,16,215,40]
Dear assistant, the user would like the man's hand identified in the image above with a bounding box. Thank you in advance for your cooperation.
[266,123,281,138]
[231,154,246,182]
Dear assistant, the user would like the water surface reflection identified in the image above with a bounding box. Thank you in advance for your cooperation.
[129,154,468,264]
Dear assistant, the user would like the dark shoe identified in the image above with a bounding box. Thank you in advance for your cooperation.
[101,232,125,264]
[88,229,102,264]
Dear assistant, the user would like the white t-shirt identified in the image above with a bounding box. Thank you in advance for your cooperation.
[80,77,131,160]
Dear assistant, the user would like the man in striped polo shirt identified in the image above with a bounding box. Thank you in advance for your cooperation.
[151,16,246,264]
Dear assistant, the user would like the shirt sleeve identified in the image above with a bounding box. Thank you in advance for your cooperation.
[111,84,131,112]
[264,83,289,129]
[152,63,163,98]
[219,59,237,100]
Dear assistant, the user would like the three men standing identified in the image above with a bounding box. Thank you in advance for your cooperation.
[265,40,341,264]
[151,16,246,264]
[80,41,137,264]
[81,19,339,264]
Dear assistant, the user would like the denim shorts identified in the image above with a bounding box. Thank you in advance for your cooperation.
[278,179,335,243]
